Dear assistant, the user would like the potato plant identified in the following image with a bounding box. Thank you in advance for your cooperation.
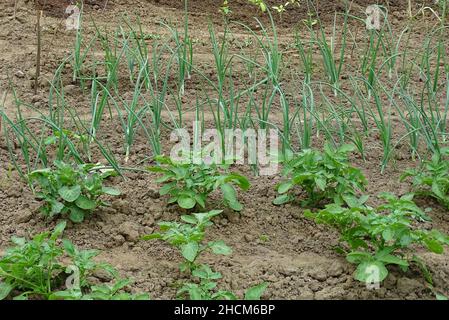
[273,144,366,207]
[142,210,232,272]
[401,148,449,209]
[0,222,148,300]
[143,210,267,300]
[149,155,250,211]
[305,193,449,284]
[28,161,121,223]
[177,264,268,300]
[54,278,148,300]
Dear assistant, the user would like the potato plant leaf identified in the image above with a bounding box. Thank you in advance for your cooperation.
[0,282,13,300]
[59,185,81,203]
[244,282,268,300]
[181,242,199,262]
[354,261,388,283]
[208,241,232,255]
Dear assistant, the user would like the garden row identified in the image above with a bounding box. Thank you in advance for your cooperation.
[1,143,449,299]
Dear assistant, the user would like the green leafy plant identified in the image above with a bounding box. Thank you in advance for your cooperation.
[273,144,366,207]
[401,149,449,209]
[0,222,148,300]
[177,264,268,300]
[272,0,301,16]
[0,222,67,300]
[305,193,449,284]
[149,155,250,211]
[28,160,121,223]
[222,0,267,14]
[143,210,232,272]
[51,278,149,300]
[143,210,267,300]
[177,264,235,300]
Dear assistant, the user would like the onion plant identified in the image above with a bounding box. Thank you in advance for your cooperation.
[306,10,349,96]
[163,0,193,96]
[234,11,290,152]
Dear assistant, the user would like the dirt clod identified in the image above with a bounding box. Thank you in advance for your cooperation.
[118,222,140,243]
[15,210,34,224]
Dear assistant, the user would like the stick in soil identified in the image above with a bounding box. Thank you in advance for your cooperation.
[14,0,18,19]
[34,9,42,95]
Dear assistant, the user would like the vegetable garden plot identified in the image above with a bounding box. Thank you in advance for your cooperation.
[1,0,449,300]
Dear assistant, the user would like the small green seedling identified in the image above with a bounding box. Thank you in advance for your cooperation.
[143,210,267,300]
[178,264,268,300]
[305,193,449,284]
[274,144,366,207]
[0,222,148,300]
[44,129,89,157]
[52,278,149,300]
[28,160,121,223]
[143,210,232,272]
[401,148,449,209]
[222,0,267,14]
[177,264,235,300]
[149,155,250,211]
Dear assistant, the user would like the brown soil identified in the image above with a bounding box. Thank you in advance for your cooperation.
[35,1,110,18]
[0,0,448,300]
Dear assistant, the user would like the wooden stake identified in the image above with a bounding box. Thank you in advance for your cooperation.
[34,9,42,95]
[13,0,18,19]
[408,0,412,18]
